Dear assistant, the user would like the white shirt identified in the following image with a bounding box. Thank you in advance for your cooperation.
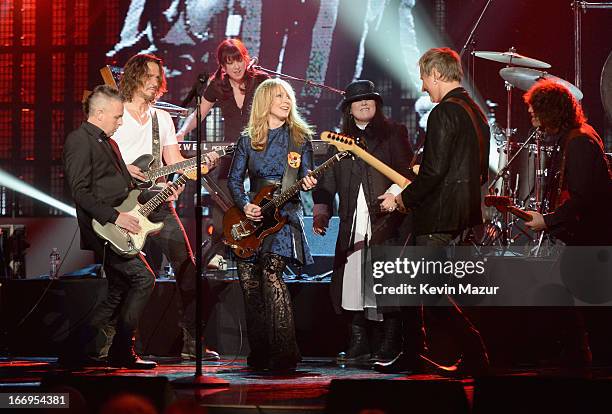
[112,107,178,165]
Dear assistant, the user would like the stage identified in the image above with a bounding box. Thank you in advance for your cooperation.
[3,356,612,413]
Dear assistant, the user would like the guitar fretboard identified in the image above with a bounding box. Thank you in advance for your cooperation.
[260,152,349,214]
[139,174,189,216]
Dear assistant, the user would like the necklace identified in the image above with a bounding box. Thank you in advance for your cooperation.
[128,106,149,124]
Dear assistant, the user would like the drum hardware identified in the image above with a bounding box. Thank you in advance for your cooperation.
[487,128,552,250]
[474,48,554,252]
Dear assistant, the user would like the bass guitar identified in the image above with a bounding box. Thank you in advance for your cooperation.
[131,145,235,189]
[320,131,412,189]
[93,169,200,257]
[223,151,351,258]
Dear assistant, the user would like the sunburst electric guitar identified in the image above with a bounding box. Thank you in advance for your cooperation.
[223,151,351,258]
[92,168,201,257]
[320,131,413,190]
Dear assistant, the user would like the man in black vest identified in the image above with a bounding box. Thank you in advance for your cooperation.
[62,85,157,369]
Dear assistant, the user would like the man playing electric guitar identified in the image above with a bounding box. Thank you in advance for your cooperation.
[522,80,612,246]
[112,53,220,361]
[62,85,163,369]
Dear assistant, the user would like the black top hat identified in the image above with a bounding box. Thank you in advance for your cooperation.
[341,80,382,110]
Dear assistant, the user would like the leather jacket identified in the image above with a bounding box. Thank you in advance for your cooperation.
[401,87,489,235]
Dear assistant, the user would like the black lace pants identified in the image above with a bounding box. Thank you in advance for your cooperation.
[237,253,300,369]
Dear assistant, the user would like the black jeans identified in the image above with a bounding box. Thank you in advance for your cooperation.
[75,247,155,358]
[413,232,488,365]
[148,203,200,337]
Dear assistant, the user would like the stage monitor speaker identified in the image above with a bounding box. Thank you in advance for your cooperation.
[41,374,174,413]
[473,376,612,414]
[326,379,469,414]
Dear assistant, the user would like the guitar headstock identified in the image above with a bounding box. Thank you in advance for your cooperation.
[484,195,512,208]
[184,165,210,181]
[320,131,358,152]
[221,144,236,155]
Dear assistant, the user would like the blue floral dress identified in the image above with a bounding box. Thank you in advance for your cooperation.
[227,125,314,265]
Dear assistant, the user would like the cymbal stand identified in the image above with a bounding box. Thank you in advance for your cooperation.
[502,47,518,246]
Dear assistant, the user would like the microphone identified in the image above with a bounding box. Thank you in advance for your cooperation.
[181,72,209,107]
[247,57,259,71]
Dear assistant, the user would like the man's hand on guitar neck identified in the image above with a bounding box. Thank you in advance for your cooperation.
[115,212,142,234]
[524,211,547,232]
[205,151,220,169]
[163,181,184,202]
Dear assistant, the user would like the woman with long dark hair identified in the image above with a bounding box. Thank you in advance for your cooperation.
[313,80,413,365]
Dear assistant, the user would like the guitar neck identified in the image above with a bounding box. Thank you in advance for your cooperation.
[147,147,231,181]
[508,206,532,221]
[139,175,188,217]
[261,152,347,213]
[352,146,411,189]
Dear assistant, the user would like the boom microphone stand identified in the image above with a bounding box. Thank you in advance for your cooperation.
[253,64,345,95]
[173,75,228,388]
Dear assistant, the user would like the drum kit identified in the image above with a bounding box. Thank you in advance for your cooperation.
[472,48,584,252]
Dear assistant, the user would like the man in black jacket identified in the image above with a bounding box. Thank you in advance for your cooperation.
[523,79,612,246]
[377,47,489,375]
[62,85,157,369]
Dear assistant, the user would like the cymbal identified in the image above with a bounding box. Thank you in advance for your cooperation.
[473,51,551,69]
[499,67,583,100]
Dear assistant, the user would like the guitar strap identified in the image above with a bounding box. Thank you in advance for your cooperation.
[151,111,161,169]
[280,129,301,194]
[446,97,488,185]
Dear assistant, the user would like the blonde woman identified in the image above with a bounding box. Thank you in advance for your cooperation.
[227,78,317,371]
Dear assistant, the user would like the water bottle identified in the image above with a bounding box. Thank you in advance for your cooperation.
[49,248,61,280]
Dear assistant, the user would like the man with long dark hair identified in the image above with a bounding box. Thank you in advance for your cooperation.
[523,80,612,245]
[113,53,220,361]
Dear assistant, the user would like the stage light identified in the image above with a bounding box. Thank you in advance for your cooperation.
[0,169,76,217]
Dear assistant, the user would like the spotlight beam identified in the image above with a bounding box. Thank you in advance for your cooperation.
[0,169,77,217]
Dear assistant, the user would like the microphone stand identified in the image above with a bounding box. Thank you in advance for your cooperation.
[460,0,494,91]
[173,76,228,388]
[253,64,344,95]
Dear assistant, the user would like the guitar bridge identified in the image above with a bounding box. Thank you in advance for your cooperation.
[231,221,255,241]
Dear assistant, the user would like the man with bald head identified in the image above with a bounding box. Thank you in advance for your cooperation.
[62,85,157,369]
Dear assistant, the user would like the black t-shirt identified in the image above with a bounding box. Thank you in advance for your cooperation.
[203,71,269,142]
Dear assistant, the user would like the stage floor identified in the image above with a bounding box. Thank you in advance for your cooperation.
[1,356,611,413]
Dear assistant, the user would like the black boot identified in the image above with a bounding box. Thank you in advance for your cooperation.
[108,335,157,370]
[181,327,221,361]
[371,316,402,362]
[337,313,370,363]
